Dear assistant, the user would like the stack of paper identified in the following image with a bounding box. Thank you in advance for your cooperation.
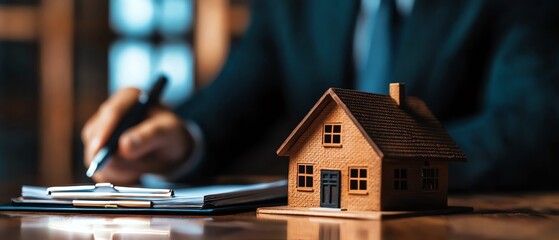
[12,180,287,209]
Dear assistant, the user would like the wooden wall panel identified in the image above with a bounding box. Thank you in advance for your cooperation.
[38,0,74,185]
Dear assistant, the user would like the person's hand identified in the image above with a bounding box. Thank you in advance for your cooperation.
[82,88,193,185]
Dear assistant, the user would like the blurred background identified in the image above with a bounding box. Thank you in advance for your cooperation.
[0,0,250,189]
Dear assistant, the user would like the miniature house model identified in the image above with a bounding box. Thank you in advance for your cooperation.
[276,83,466,211]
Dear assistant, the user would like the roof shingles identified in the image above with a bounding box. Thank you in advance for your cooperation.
[331,88,465,161]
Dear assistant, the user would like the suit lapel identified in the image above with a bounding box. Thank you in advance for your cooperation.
[392,0,447,93]
[284,0,359,116]
[391,0,487,110]
[307,0,359,89]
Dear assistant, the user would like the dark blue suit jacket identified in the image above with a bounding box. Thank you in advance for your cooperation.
[177,0,559,190]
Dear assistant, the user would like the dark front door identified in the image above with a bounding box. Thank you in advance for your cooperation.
[320,170,341,208]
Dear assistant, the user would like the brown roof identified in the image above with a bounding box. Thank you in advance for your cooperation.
[277,88,466,161]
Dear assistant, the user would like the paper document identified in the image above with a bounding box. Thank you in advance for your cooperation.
[13,180,287,209]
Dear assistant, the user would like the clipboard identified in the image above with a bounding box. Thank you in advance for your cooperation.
[47,183,174,199]
[1,180,288,215]
[0,201,284,215]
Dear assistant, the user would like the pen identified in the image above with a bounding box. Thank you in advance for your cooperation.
[73,200,152,208]
[86,76,168,178]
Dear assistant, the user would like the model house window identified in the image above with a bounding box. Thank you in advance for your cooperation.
[297,164,313,190]
[421,168,439,191]
[349,167,367,193]
[394,168,407,191]
[323,124,342,146]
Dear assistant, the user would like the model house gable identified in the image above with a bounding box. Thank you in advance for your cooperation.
[277,88,383,158]
[287,101,373,155]
[285,100,382,210]
[278,86,466,162]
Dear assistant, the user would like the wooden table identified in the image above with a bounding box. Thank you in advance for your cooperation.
[0,193,557,239]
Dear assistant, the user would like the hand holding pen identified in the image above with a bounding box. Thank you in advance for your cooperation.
[82,76,194,185]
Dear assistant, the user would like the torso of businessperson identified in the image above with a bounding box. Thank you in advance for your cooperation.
[83,0,559,191]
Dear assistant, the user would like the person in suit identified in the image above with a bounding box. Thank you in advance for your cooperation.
[82,0,559,190]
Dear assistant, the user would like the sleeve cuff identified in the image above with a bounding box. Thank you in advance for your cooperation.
[141,119,206,185]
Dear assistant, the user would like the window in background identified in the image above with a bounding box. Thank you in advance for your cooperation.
[0,0,41,186]
[109,0,194,106]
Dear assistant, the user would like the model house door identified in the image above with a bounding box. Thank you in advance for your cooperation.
[320,170,341,208]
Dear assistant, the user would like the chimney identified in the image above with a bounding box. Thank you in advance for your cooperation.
[390,83,405,106]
